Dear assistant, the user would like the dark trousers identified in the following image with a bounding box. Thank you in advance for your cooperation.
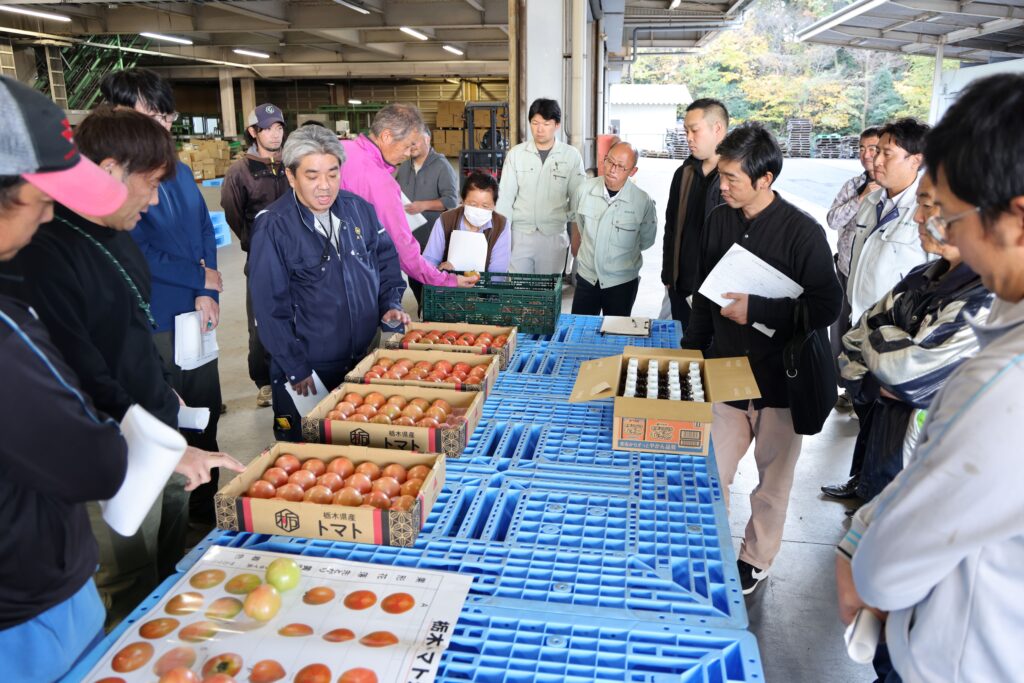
[873,643,903,683]
[244,259,271,388]
[571,276,640,317]
[153,330,222,528]
[666,286,692,332]
[407,223,433,315]
[271,359,354,442]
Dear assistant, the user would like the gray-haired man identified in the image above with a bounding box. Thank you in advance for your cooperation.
[248,125,408,441]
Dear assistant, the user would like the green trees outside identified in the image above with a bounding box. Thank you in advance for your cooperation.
[628,0,955,135]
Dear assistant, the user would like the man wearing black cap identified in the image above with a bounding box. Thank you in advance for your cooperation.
[221,102,290,407]
[0,77,237,681]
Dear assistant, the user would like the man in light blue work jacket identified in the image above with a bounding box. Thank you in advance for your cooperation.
[569,141,657,316]
[496,98,585,275]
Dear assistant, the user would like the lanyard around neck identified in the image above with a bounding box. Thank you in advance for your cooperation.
[55,216,158,329]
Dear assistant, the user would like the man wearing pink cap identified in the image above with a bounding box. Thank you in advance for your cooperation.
[0,77,240,682]
[341,103,479,292]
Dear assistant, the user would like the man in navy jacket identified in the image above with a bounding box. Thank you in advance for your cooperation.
[102,69,225,528]
[249,124,408,441]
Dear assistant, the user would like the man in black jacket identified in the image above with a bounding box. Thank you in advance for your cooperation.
[682,123,842,595]
[0,77,236,680]
[0,105,242,623]
[662,99,728,330]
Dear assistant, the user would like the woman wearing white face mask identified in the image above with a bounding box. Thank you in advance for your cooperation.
[423,171,511,273]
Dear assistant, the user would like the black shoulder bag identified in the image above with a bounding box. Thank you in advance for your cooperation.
[783,300,837,435]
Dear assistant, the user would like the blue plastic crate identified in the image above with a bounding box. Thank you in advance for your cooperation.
[519,314,682,349]
[480,395,614,427]
[440,609,764,682]
[462,421,539,469]
[201,177,225,187]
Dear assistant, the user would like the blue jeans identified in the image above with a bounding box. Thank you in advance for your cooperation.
[0,579,105,683]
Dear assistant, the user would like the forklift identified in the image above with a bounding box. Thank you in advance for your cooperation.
[460,101,510,180]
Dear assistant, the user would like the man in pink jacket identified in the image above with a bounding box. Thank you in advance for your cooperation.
[341,103,478,290]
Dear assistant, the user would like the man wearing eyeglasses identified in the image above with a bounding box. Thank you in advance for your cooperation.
[100,69,226,531]
[568,142,656,316]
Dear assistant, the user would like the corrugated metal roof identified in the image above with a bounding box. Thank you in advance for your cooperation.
[609,83,692,104]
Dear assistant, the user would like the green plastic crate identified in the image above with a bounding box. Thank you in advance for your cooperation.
[423,272,562,335]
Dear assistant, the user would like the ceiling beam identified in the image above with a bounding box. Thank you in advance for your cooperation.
[149,59,509,80]
[944,17,1024,43]
[205,1,290,27]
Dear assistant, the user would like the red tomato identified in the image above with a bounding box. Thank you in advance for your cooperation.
[261,467,289,488]
[343,589,377,610]
[355,462,381,481]
[363,371,381,380]
[152,646,197,676]
[378,404,401,420]
[274,454,301,474]
[386,395,408,409]
[415,417,439,428]
[303,485,334,504]
[400,479,423,496]
[201,652,243,677]
[380,592,415,614]
[332,486,363,506]
[248,659,286,683]
[95,678,127,683]
[346,413,369,423]
[322,627,355,642]
[371,476,400,498]
[316,472,344,492]
[288,469,317,491]
[355,404,378,417]
[393,416,416,427]
[343,473,372,494]
[390,495,416,512]
[377,357,395,370]
[369,414,392,425]
[165,591,204,615]
[111,642,154,672]
[365,490,391,509]
[401,404,424,420]
[138,617,179,639]
[342,392,364,406]
[338,668,378,683]
[407,465,432,480]
[303,586,336,605]
[157,667,198,683]
[381,463,407,483]
[243,584,281,622]
[178,620,219,643]
[334,401,356,417]
[205,597,243,621]
[301,458,326,476]
[277,623,314,637]
[274,483,305,502]
[293,663,331,683]
[409,398,431,411]
[202,675,237,683]
[326,456,354,478]
[359,631,400,647]
[363,392,387,409]
[224,574,261,595]
[453,362,472,375]
[425,406,448,421]
[246,480,276,499]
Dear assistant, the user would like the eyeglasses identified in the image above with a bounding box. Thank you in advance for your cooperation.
[603,156,633,174]
[150,112,180,125]
[924,206,981,245]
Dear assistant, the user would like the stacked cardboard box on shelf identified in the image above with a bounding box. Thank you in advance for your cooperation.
[178,138,235,181]
[435,100,466,129]
[434,129,463,157]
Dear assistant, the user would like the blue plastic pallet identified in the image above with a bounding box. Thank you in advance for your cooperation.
[69,572,763,683]
[480,394,614,427]
[492,372,578,399]
[440,609,763,682]
[519,314,682,349]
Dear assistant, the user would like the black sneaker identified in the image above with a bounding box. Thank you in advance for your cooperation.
[738,560,768,595]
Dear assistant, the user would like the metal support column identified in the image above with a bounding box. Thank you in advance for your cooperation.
[928,40,945,124]
[219,68,237,137]
[44,45,67,109]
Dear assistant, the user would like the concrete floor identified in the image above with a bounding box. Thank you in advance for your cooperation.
[205,157,875,682]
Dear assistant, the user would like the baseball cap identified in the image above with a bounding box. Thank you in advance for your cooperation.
[247,103,285,129]
[0,76,127,216]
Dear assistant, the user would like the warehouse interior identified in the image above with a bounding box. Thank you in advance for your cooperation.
[3,1,1024,682]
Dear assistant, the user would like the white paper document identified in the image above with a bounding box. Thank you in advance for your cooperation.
[174,311,219,370]
[697,243,804,337]
[600,315,652,337]
[402,191,427,230]
[177,405,211,431]
[447,229,488,271]
[285,370,329,417]
[101,404,186,537]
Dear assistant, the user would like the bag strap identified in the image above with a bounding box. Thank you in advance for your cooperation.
[784,299,811,378]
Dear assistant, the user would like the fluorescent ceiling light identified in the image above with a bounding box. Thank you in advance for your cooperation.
[668,0,682,8]
[140,32,193,45]
[0,6,71,22]
[443,44,464,55]
[348,99,363,105]
[400,27,429,41]
[233,48,271,58]
[334,0,371,15]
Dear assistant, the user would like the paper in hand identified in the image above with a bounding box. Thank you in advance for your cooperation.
[285,370,329,417]
[178,405,211,431]
[101,404,186,536]
[401,191,427,230]
[697,243,804,337]
[174,311,218,370]
[447,230,488,271]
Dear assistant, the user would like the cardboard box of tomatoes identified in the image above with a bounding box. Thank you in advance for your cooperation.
[343,348,500,396]
[382,321,517,369]
[301,383,484,458]
[214,442,445,546]
[569,347,761,457]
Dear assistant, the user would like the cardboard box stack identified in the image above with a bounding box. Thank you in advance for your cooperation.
[433,100,465,157]
[178,138,234,181]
